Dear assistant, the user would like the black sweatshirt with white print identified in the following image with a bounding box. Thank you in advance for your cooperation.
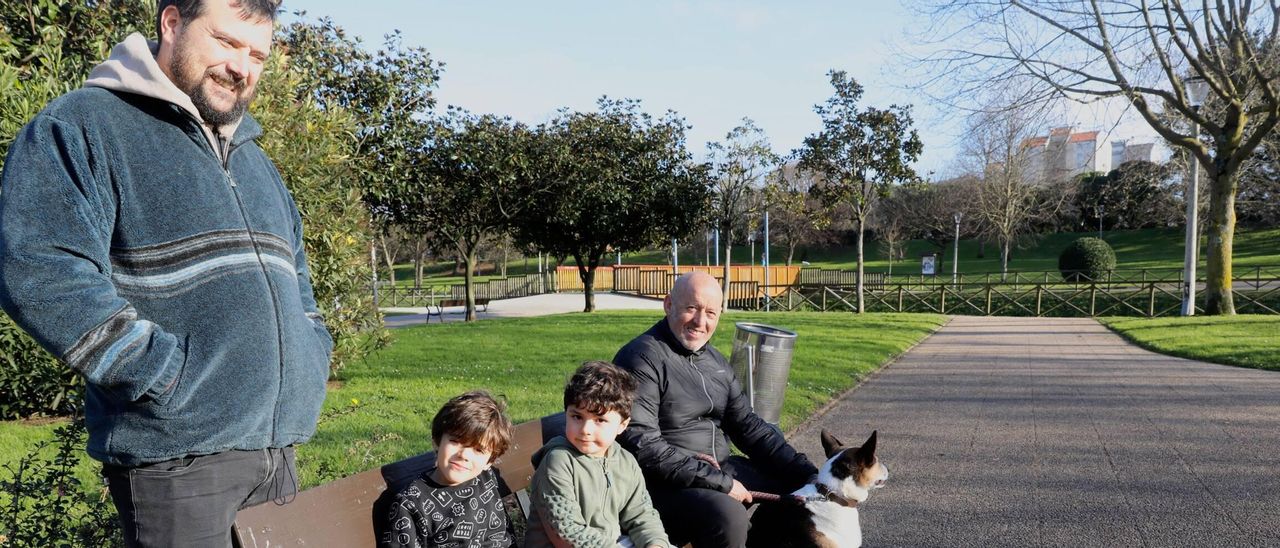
[380,468,515,548]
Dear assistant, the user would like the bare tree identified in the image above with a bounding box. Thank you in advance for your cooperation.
[708,119,779,308]
[913,1,1280,314]
[872,190,911,277]
[763,163,832,266]
[959,97,1066,277]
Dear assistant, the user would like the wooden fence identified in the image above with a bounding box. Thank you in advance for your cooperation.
[755,266,1280,317]
[375,264,1279,318]
[374,273,554,307]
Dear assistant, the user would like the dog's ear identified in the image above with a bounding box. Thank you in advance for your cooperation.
[820,430,844,458]
[854,431,878,466]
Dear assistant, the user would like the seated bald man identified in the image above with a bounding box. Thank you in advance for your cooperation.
[613,271,817,548]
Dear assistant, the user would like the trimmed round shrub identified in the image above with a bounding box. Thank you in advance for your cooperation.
[1058,237,1117,282]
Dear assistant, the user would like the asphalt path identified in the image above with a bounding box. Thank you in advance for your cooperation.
[785,315,1280,548]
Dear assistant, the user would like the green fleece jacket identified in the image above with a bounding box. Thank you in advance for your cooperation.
[525,436,670,548]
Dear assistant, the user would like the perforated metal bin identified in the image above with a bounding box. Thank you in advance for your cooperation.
[729,322,798,425]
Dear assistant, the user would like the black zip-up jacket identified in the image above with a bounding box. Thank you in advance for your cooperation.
[614,320,817,493]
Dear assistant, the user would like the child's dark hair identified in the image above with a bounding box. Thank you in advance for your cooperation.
[431,391,513,459]
[564,361,636,420]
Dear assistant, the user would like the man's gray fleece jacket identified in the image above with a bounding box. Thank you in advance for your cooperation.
[0,33,333,466]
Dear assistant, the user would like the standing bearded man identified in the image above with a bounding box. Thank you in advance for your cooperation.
[0,1,333,546]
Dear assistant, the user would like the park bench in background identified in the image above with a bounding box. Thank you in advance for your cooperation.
[231,413,565,548]
[428,298,491,322]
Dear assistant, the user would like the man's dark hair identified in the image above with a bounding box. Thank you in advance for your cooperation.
[431,391,513,459]
[156,0,283,41]
[564,361,636,421]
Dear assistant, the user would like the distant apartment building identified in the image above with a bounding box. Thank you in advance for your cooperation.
[1019,127,1161,184]
[1022,127,1110,183]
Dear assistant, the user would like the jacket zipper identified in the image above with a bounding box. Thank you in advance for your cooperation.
[690,354,719,462]
[211,128,289,440]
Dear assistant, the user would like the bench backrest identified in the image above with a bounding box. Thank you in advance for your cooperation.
[232,412,566,548]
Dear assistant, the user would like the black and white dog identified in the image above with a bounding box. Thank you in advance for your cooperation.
[747,431,888,548]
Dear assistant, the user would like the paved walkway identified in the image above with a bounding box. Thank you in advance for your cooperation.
[382,292,663,327]
[787,316,1280,548]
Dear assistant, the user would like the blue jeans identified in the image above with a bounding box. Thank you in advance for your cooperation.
[103,447,297,548]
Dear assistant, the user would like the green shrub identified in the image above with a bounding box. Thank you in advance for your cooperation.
[0,315,80,420]
[0,419,121,547]
[1059,237,1117,282]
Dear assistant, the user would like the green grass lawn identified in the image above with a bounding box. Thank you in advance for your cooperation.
[1100,315,1280,371]
[1,311,944,492]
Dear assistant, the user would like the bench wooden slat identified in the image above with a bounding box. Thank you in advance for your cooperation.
[232,412,564,548]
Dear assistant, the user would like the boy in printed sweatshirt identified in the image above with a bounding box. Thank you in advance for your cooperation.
[381,391,517,548]
[525,361,670,548]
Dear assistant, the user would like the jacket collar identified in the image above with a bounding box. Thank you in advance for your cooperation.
[653,318,705,357]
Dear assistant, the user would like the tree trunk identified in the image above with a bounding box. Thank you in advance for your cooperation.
[463,248,478,322]
[855,217,865,314]
[501,246,509,278]
[721,232,732,310]
[1203,171,1237,315]
[379,236,397,286]
[1000,238,1011,281]
[786,242,796,266]
[582,264,597,313]
[413,238,425,289]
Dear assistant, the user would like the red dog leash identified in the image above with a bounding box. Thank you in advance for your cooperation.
[692,453,858,508]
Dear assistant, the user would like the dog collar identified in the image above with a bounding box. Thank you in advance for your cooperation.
[815,483,860,508]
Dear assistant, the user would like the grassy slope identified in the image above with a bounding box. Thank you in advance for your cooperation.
[1100,315,1280,371]
[1,311,944,491]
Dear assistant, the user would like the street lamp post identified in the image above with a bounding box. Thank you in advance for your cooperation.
[1097,203,1104,239]
[1182,76,1209,316]
[952,212,963,285]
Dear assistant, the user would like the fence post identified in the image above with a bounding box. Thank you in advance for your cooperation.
[1089,285,1096,316]
[897,286,904,312]
[1148,284,1156,317]
[985,285,992,315]
[822,287,828,311]
[940,285,947,314]
[1035,286,1042,316]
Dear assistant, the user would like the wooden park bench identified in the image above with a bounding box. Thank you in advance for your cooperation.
[232,412,566,547]
[428,298,491,322]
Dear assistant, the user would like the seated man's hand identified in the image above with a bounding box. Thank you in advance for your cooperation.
[727,479,753,503]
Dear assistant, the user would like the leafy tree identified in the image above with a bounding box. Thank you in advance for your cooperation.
[914,0,1280,314]
[252,51,389,374]
[1075,161,1181,231]
[707,119,778,307]
[373,109,536,321]
[516,98,713,312]
[798,70,923,311]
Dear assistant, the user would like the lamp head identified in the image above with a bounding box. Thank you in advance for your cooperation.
[1184,76,1209,108]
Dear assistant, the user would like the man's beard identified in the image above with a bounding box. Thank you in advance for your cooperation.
[169,42,254,129]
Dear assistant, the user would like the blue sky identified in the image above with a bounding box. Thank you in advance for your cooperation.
[282,1,1154,176]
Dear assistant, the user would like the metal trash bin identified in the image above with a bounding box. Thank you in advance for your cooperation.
[729,322,798,425]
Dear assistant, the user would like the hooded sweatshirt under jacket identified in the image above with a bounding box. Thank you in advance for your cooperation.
[0,33,333,466]
[524,436,670,548]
